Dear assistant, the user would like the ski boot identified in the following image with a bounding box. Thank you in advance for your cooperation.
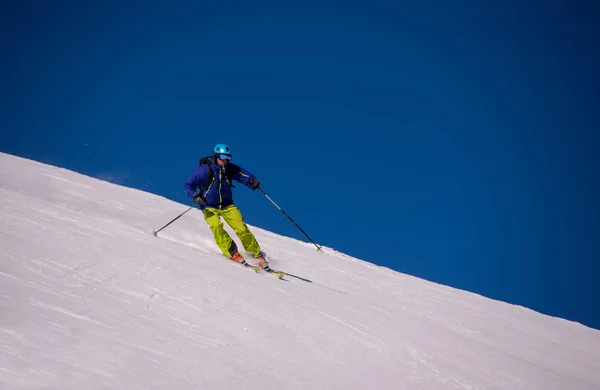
[232,252,247,266]
[255,253,269,270]
[255,253,285,279]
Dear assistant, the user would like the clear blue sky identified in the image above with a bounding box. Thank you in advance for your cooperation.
[2,1,599,329]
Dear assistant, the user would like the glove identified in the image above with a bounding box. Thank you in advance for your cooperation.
[193,194,206,206]
[248,177,260,189]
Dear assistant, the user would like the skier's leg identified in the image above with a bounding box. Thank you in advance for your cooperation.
[221,205,261,257]
[203,208,237,257]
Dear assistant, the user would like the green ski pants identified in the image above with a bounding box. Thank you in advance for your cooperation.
[202,205,261,258]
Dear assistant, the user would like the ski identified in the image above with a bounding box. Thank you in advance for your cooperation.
[261,267,286,279]
[240,262,261,273]
[240,263,285,279]
[223,255,261,273]
[224,254,285,279]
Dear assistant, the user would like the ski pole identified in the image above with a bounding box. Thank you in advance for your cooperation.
[258,187,322,252]
[152,205,195,236]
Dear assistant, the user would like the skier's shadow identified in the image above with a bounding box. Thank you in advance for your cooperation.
[278,271,312,283]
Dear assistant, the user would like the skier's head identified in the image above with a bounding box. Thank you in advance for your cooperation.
[213,143,232,165]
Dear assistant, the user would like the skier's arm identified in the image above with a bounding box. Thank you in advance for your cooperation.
[230,163,259,189]
[183,166,207,199]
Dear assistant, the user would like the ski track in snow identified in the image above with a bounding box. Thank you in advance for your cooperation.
[1,152,600,390]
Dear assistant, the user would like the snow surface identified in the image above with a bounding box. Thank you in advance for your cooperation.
[1,152,599,390]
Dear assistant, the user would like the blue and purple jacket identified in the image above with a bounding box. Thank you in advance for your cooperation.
[183,157,257,210]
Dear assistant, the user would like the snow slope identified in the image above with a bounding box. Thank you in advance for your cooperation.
[1,152,599,390]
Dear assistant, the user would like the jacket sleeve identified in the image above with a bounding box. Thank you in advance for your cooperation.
[230,163,256,189]
[184,166,208,199]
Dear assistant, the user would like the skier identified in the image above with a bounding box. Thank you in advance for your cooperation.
[183,143,268,269]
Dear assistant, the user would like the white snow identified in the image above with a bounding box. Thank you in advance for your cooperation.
[1,151,599,390]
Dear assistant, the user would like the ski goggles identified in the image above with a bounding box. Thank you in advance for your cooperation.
[218,154,232,161]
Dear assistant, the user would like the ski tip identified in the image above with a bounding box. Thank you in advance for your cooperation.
[244,264,261,272]
[269,271,285,279]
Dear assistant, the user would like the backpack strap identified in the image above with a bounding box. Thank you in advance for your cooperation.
[198,156,215,190]
[198,156,235,188]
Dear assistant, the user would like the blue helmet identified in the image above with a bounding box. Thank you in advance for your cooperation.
[213,143,231,155]
[213,143,232,161]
